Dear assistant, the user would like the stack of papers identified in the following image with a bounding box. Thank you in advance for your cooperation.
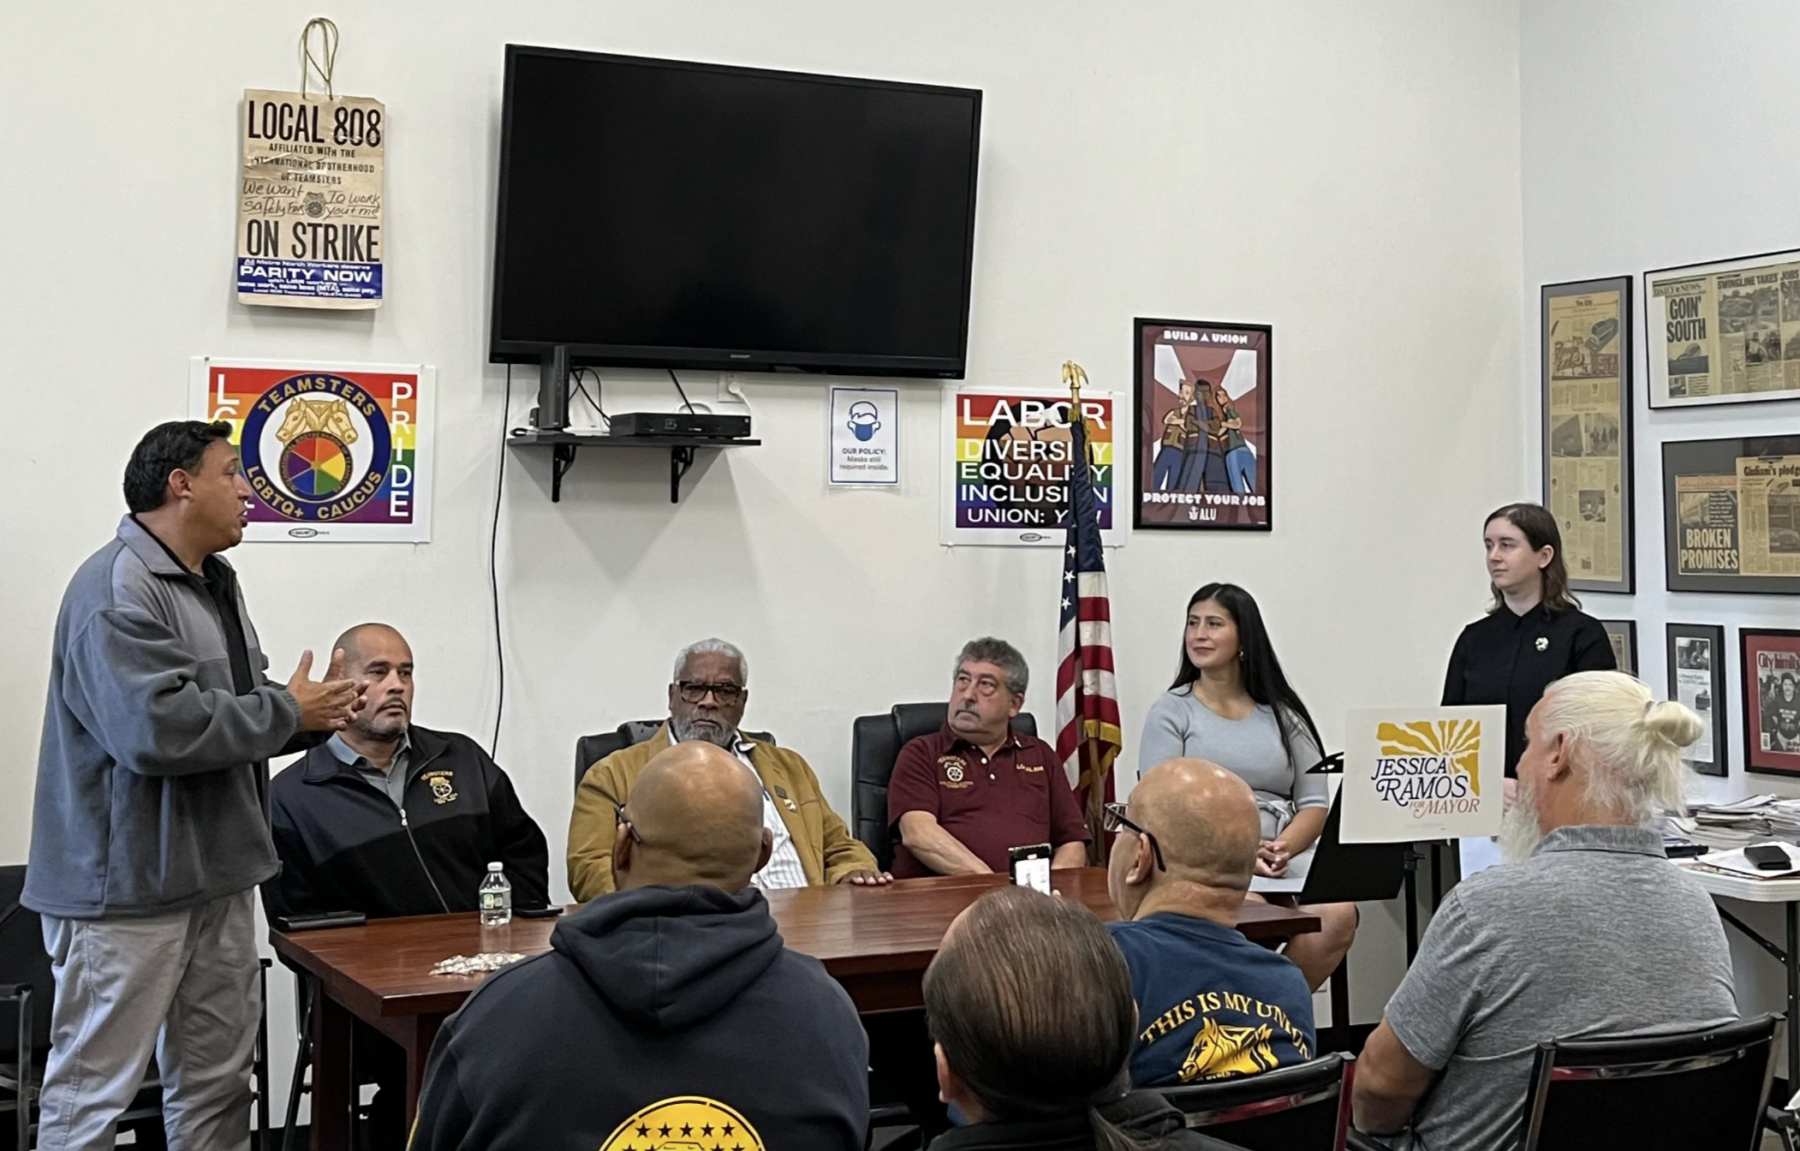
[1681,796,1800,849]
[1690,843,1800,880]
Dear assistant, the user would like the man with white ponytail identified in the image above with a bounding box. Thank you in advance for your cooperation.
[1353,672,1737,1150]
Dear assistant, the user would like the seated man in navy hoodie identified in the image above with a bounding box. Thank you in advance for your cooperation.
[410,740,871,1151]
[1105,758,1316,1086]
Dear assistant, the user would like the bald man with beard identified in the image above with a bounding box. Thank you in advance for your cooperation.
[411,742,871,1151]
[1104,759,1317,1087]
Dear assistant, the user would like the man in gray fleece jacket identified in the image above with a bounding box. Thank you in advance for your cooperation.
[26,420,360,1151]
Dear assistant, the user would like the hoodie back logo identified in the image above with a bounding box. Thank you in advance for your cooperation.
[601,1096,764,1151]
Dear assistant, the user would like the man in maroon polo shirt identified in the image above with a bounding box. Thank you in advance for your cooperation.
[888,637,1090,877]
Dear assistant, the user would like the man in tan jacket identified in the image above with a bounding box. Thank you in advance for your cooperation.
[568,638,889,900]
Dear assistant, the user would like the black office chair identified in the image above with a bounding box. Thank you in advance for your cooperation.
[1517,1014,1777,1151]
[573,720,774,793]
[0,864,179,1150]
[1158,1054,1353,1151]
[849,703,1038,872]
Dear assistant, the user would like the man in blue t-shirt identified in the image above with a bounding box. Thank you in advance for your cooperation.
[1106,758,1316,1086]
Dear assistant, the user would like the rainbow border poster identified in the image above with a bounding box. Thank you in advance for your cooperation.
[940,386,1123,548]
[188,357,433,543]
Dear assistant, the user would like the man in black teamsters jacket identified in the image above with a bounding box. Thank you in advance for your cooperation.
[409,741,870,1151]
[263,623,550,922]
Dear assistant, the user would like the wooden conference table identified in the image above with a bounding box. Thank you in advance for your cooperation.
[270,868,1320,1151]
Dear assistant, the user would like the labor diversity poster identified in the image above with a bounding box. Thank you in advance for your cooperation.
[1339,706,1506,843]
[188,357,433,542]
[237,89,386,308]
[940,387,1122,547]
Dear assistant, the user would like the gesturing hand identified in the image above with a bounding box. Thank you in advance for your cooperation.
[288,648,362,732]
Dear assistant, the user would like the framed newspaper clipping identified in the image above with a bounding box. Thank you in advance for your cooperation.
[1741,627,1800,777]
[1667,623,1727,777]
[1645,249,1800,408]
[1132,318,1272,531]
[1542,277,1633,592]
[1598,619,1637,675]
[1663,435,1800,594]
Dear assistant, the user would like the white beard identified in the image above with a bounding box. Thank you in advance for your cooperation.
[1500,778,1546,863]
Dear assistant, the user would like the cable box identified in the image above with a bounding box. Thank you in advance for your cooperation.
[610,412,752,439]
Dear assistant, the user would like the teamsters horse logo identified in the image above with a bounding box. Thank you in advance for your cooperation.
[1179,1018,1281,1082]
[1371,719,1483,818]
[239,373,392,523]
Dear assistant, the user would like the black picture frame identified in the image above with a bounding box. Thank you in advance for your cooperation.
[1541,276,1634,593]
[1598,619,1637,675]
[1740,627,1800,777]
[1662,435,1800,594]
[1131,318,1272,531]
[1643,248,1800,410]
[1666,623,1726,777]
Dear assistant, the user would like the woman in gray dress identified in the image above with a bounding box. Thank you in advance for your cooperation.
[1139,582,1358,990]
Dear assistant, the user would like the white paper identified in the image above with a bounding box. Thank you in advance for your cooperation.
[1340,707,1507,843]
[829,387,898,485]
[1458,836,1504,880]
[1693,844,1800,880]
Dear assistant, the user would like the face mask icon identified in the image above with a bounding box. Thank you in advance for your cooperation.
[847,401,882,442]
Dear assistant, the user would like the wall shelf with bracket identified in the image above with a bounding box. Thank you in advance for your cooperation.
[506,431,760,504]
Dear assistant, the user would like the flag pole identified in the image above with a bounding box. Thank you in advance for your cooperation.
[1060,360,1108,863]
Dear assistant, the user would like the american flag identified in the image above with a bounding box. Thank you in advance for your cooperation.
[1054,385,1122,859]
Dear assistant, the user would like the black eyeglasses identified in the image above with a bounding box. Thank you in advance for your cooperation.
[675,681,745,705]
[1102,802,1166,872]
[613,802,642,844]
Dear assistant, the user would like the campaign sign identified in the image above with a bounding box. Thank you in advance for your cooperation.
[1340,706,1506,843]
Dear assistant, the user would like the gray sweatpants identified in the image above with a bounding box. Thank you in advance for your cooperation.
[36,889,260,1151]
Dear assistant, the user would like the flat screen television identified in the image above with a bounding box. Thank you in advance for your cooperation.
[491,46,982,378]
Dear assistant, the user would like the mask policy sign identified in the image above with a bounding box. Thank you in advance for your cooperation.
[1339,707,1505,842]
[237,89,385,308]
[940,388,1122,547]
[829,387,898,485]
[190,357,433,542]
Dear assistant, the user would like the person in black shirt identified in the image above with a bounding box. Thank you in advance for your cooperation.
[1441,502,1614,801]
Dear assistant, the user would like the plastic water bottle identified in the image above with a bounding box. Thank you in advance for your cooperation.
[478,861,512,927]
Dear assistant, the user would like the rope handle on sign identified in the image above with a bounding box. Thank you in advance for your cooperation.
[299,17,340,100]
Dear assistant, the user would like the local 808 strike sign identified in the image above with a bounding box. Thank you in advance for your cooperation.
[189,358,433,543]
[1339,706,1505,842]
[237,90,385,308]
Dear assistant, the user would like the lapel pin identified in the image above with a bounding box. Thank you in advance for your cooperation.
[1535,637,1549,652]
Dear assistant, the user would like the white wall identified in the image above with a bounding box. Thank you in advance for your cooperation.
[1,0,1525,1119]
[1520,0,1800,1065]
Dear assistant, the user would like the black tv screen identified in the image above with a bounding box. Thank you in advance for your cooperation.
[491,46,982,377]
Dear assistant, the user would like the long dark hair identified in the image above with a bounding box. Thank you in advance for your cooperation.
[1170,583,1325,767]
[1484,502,1580,613]
[924,887,1148,1151]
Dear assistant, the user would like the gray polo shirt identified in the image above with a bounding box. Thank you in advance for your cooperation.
[327,732,413,811]
[1379,824,1736,1151]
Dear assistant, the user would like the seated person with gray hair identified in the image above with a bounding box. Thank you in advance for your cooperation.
[888,637,1090,878]
[568,638,885,901]
[924,885,1246,1151]
[1352,671,1738,1149]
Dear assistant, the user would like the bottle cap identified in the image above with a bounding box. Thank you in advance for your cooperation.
[488,861,503,872]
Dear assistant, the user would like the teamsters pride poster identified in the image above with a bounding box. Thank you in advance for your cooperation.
[237,89,386,308]
[940,388,1122,548]
[189,358,433,543]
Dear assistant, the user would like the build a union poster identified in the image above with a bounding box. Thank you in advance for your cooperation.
[940,387,1122,547]
[189,358,433,543]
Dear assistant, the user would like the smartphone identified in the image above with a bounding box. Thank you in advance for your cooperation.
[515,905,565,919]
[1009,844,1053,894]
[1747,843,1793,871]
[275,910,367,932]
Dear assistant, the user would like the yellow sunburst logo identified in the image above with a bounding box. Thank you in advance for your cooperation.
[1376,720,1482,796]
[599,1097,764,1151]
